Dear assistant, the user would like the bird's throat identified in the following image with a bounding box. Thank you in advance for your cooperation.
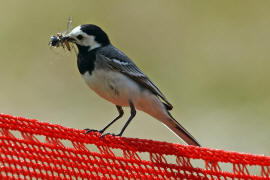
[77,47,98,75]
[76,44,91,54]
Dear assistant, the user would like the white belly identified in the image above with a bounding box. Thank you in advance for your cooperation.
[83,70,142,107]
[83,70,169,121]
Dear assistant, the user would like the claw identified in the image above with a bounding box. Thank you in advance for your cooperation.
[84,128,103,134]
[100,133,117,138]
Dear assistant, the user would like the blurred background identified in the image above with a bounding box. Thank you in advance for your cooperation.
[0,1,269,155]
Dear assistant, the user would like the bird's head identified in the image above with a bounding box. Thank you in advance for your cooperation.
[64,24,110,52]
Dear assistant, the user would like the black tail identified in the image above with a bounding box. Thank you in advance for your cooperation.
[163,112,201,146]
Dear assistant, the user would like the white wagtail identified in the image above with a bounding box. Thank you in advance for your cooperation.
[53,24,200,146]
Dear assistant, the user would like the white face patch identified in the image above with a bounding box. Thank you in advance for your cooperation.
[68,25,101,51]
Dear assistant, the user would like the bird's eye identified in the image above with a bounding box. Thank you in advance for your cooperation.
[77,35,83,40]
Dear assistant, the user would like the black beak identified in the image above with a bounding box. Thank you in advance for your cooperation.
[63,36,75,42]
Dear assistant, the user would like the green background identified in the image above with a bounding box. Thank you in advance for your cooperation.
[0,1,269,155]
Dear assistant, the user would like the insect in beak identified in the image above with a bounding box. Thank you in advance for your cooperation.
[62,36,76,51]
[49,17,76,52]
[49,35,75,51]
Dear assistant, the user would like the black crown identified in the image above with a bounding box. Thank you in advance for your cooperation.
[80,24,110,46]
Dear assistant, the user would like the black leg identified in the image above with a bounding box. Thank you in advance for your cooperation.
[117,100,136,136]
[85,105,124,134]
[100,101,136,138]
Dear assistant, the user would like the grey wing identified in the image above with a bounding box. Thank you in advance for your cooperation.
[96,53,173,110]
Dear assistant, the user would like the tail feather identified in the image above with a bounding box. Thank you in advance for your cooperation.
[139,94,200,146]
[164,112,201,146]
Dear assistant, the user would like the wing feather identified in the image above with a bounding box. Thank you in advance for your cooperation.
[97,54,173,110]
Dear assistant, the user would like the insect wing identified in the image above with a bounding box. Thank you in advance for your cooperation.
[66,17,72,33]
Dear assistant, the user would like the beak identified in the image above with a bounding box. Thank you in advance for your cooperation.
[63,36,75,43]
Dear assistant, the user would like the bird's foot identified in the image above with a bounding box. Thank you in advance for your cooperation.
[84,128,104,134]
[100,132,122,138]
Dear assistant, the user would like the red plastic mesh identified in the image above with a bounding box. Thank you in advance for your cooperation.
[0,114,269,180]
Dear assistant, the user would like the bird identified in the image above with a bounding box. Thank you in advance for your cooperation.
[61,24,201,146]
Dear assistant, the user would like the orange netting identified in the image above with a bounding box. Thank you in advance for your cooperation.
[0,114,269,180]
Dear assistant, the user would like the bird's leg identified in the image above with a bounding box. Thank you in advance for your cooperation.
[99,105,124,133]
[85,105,124,134]
[117,101,136,136]
[101,100,136,138]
